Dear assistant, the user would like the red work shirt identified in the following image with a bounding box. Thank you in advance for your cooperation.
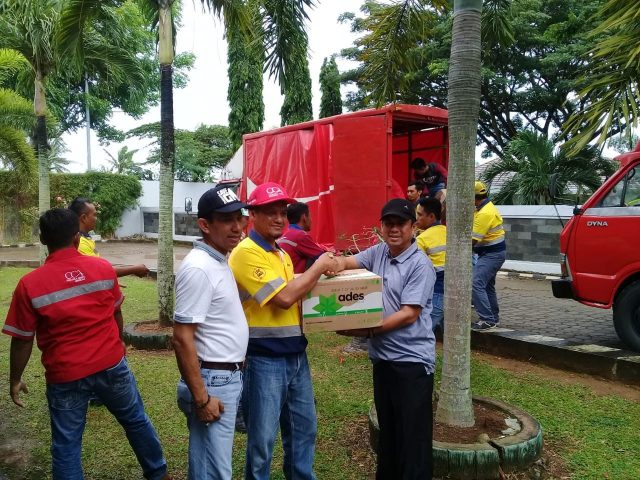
[2,247,125,384]
[277,225,327,274]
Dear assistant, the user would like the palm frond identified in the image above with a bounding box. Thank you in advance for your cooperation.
[57,0,125,61]
[359,0,447,106]
[82,39,147,86]
[0,88,35,131]
[0,125,37,176]
[488,130,613,205]
[262,0,315,86]
[481,0,514,50]
[562,0,640,152]
[0,48,31,83]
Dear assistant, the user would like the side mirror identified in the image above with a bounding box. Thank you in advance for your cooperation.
[573,206,582,216]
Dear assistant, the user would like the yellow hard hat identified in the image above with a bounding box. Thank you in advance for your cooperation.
[474,181,487,195]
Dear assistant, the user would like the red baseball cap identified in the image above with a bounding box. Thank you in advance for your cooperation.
[247,182,295,207]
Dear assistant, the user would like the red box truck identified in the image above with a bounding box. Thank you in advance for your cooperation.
[552,142,640,350]
[239,104,449,251]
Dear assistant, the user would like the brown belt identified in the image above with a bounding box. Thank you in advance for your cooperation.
[200,360,245,371]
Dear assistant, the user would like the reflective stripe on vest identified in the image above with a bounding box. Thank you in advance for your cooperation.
[31,280,115,309]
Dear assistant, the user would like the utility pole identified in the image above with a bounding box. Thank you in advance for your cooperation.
[85,74,92,171]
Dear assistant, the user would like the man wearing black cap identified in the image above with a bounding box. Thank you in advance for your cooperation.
[336,198,437,480]
[172,185,249,479]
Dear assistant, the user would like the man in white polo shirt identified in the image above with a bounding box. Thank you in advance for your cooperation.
[172,185,249,480]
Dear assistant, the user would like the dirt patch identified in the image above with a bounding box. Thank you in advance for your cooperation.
[342,414,570,480]
[472,350,640,402]
[433,401,509,444]
[133,321,173,335]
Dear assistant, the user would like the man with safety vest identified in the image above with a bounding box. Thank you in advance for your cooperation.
[228,182,338,480]
[471,181,506,331]
[416,197,446,333]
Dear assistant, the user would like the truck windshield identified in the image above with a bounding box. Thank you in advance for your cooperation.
[600,167,640,207]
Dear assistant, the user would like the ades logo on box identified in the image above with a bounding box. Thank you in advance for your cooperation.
[338,292,364,302]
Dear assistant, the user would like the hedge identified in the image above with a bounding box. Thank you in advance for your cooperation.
[0,171,142,237]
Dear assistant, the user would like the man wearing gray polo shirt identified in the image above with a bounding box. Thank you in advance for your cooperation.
[336,198,436,480]
[172,185,249,480]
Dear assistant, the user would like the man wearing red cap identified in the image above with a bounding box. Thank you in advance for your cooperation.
[229,182,338,480]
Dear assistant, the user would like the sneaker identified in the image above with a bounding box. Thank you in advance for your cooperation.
[471,320,499,332]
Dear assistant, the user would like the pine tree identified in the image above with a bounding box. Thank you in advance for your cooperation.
[227,0,264,149]
[319,56,342,118]
[280,48,313,125]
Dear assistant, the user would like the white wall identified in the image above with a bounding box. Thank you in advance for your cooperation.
[115,180,216,239]
[496,204,574,219]
[116,180,577,239]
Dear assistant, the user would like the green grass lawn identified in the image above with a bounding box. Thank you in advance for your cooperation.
[1,267,639,479]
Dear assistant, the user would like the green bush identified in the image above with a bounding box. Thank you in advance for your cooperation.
[50,172,142,236]
[0,171,142,238]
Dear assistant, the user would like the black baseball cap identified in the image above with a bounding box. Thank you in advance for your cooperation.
[380,198,416,222]
[197,185,247,218]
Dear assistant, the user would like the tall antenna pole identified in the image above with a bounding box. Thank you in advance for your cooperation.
[85,73,92,171]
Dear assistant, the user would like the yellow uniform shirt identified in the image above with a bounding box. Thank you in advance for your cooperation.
[229,231,306,356]
[416,224,446,271]
[78,234,99,257]
[472,200,505,253]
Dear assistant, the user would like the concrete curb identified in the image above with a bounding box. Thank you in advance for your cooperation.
[0,243,39,248]
[471,328,640,386]
[497,270,560,281]
[0,260,40,268]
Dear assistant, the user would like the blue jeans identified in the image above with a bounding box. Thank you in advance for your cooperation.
[431,292,444,332]
[428,182,445,197]
[472,250,506,324]
[177,368,243,480]
[243,352,317,480]
[46,357,167,480]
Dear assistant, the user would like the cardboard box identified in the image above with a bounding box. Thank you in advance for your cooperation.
[301,269,383,333]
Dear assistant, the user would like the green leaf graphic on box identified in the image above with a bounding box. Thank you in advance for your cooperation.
[312,294,343,315]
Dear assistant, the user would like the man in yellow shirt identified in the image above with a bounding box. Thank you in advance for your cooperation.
[471,182,506,331]
[228,182,337,480]
[416,197,446,333]
[68,197,149,278]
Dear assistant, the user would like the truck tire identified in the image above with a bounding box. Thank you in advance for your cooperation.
[613,280,640,351]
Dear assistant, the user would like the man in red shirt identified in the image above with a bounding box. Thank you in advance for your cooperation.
[3,208,170,480]
[277,202,328,274]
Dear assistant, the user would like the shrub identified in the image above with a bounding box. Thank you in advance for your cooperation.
[0,171,142,238]
[50,172,142,236]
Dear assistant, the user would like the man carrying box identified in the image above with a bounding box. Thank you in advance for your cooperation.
[336,198,436,480]
[228,182,338,480]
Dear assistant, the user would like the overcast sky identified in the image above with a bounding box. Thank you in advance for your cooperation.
[63,0,364,173]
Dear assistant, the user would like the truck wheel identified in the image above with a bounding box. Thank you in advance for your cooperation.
[613,280,640,351]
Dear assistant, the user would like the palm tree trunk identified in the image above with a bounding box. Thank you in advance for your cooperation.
[157,4,175,327]
[435,0,483,427]
[35,70,49,262]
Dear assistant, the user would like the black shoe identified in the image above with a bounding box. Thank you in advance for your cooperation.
[471,320,499,332]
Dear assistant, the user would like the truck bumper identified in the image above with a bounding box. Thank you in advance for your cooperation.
[552,278,575,299]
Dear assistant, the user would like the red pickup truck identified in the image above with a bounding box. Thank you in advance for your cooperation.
[552,142,640,350]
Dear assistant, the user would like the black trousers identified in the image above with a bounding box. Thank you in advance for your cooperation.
[373,360,434,480]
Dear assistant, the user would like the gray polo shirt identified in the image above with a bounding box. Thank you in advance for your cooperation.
[355,241,436,371]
